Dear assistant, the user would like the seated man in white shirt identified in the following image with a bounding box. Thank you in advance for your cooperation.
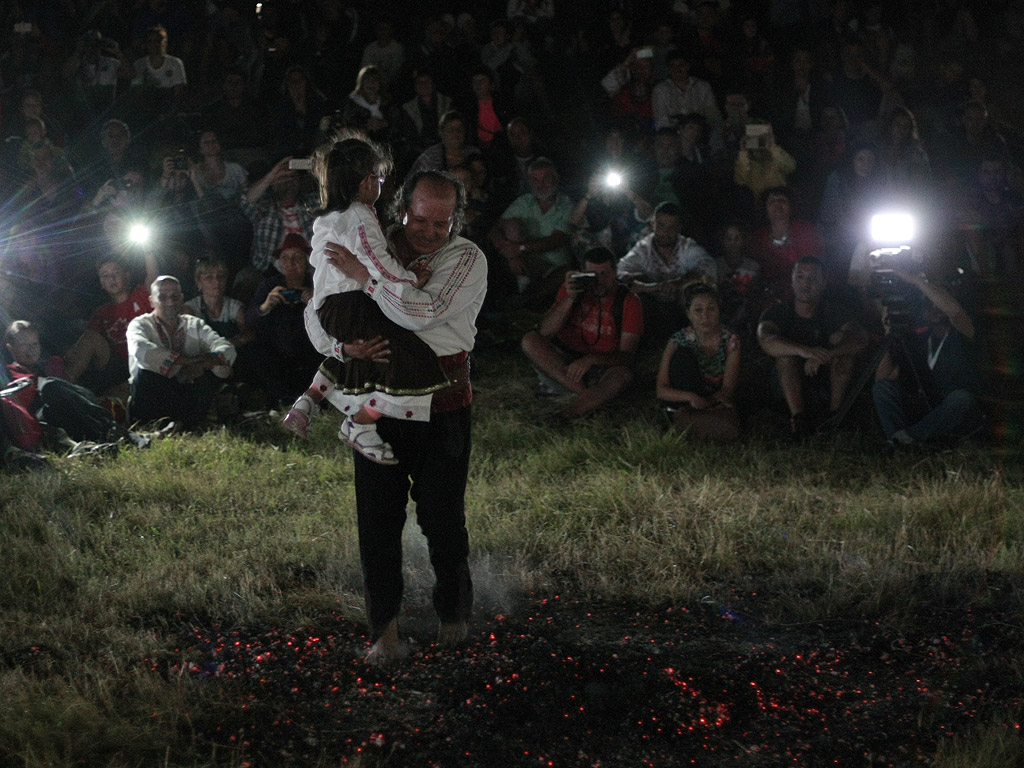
[651,49,722,132]
[617,201,717,337]
[126,276,235,428]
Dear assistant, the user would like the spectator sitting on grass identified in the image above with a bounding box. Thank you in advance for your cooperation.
[616,201,716,338]
[489,156,573,305]
[656,283,741,443]
[5,321,154,448]
[521,247,643,420]
[757,256,868,437]
[872,269,986,448]
[127,276,235,429]
[63,250,159,404]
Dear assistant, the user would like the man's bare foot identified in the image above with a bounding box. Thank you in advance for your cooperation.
[365,620,407,665]
[436,621,468,647]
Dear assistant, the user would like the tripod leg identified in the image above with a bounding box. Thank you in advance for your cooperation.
[817,338,891,432]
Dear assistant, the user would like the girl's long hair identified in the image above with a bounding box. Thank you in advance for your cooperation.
[312,129,394,215]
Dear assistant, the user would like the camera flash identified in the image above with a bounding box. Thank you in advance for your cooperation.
[870,212,914,244]
[605,171,622,188]
[128,222,151,246]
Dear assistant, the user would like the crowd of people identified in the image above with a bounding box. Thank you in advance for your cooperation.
[0,0,1021,464]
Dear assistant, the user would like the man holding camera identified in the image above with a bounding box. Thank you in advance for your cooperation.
[521,247,643,419]
[617,200,716,336]
[872,269,985,447]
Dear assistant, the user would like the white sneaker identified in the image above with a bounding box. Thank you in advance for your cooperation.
[339,417,398,465]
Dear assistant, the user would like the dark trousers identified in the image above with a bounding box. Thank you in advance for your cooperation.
[130,368,218,427]
[353,406,473,640]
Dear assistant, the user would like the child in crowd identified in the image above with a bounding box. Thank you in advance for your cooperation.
[4,320,150,448]
[656,283,741,443]
[284,133,446,464]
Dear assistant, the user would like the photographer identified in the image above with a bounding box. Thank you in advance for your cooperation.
[521,247,643,420]
[617,201,716,337]
[245,234,319,408]
[872,269,985,447]
[61,30,132,117]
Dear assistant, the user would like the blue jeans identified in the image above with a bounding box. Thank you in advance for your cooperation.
[872,379,984,443]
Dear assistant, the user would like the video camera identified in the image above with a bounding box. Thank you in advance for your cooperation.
[866,212,921,335]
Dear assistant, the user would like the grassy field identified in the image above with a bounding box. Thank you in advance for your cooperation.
[1,344,1022,766]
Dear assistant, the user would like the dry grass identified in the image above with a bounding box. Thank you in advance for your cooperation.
[1,346,1021,765]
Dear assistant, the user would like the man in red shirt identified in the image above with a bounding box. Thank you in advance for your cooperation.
[521,247,644,419]
[64,253,157,400]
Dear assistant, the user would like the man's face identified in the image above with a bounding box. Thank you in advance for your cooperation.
[272,172,299,200]
[722,225,743,253]
[652,212,682,248]
[852,148,876,177]
[224,73,246,99]
[440,119,466,149]
[765,193,791,222]
[668,57,691,85]
[414,73,434,100]
[21,95,42,119]
[528,167,557,201]
[791,263,824,304]
[654,134,680,167]
[508,120,531,154]
[471,73,492,99]
[680,120,702,145]
[725,94,748,124]
[403,181,456,255]
[584,260,618,297]
[98,261,129,297]
[278,248,308,280]
[101,123,130,155]
[791,49,812,77]
[7,330,42,367]
[150,279,184,322]
[978,160,1006,191]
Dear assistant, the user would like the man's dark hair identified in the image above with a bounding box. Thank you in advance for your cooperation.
[763,185,791,204]
[527,156,557,175]
[653,200,683,219]
[393,170,468,237]
[796,255,825,270]
[438,110,465,131]
[581,246,615,266]
[654,126,679,140]
[666,49,691,65]
[471,65,495,83]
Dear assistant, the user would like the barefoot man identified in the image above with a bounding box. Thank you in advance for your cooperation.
[323,170,487,663]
